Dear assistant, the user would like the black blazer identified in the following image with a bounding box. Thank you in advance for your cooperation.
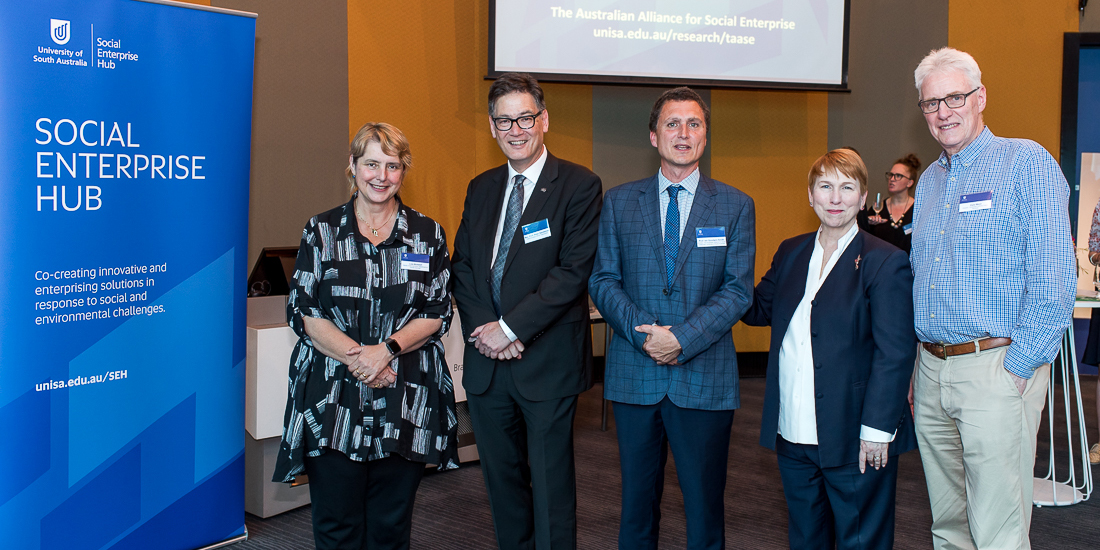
[742,229,917,468]
[451,153,603,401]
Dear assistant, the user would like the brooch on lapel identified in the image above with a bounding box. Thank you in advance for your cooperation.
[854,254,861,270]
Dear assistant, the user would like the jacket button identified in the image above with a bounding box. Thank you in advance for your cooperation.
[662,288,669,295]
[811,300,816,306]
[816,393,823,399]
[815,364,822,370]
[811,331,817,337]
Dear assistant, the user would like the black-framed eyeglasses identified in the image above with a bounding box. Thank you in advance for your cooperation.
[492,109,544,132]
[917,87,981,114]
[885,172,911,181]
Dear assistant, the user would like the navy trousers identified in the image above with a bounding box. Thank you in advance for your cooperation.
[613,397,736,550]
[775,436,898,550]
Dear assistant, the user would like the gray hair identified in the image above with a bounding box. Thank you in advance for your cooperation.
[914,47,982,97]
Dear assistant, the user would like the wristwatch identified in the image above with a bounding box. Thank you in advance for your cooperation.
[384,337,402,356]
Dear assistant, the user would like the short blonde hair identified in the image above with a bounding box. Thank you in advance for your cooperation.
[346,122,412,194]
[914,47,982,97]
[808,149,868,194]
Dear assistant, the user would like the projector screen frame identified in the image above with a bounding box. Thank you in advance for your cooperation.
[487,0,852,92]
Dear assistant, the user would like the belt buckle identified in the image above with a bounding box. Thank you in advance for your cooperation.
[928,342,948,358]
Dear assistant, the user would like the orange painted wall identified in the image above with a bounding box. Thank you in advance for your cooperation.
[948,1,1078,158]
[710,90,830,351]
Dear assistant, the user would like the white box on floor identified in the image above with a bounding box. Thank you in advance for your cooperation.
[246,324,298,440]
[245,431,311,518]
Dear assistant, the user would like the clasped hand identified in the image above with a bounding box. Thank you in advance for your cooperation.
[635,324,680,365]
[345,344,396,389]
[470,321,525,361]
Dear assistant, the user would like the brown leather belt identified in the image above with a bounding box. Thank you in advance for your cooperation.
[921,337,1012,360]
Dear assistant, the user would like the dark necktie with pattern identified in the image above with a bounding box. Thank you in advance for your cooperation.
[664,185,682,290]
[492,174,524,314]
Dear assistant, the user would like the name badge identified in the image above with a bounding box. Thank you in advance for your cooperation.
[903,223,913,236]
[400,252,430,272]
[959,191,992,213]
[522,219,551,244]
[696,227,727,247]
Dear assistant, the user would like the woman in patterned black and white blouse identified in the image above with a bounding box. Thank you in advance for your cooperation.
[273,122,458,550]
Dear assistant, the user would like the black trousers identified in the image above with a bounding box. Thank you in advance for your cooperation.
[467,363,579,550]
[303,450,425,550]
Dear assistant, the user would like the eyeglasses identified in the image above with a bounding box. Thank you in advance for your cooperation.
[917,87,981,114]
[492,109,544,132]
[885,172,911,181]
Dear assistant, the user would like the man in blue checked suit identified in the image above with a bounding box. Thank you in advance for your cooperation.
[589,87,755,550]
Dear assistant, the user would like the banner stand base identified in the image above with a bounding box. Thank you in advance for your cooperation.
[195,530,248,550]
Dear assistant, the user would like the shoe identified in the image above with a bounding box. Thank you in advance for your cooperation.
[1091,443,1100,466]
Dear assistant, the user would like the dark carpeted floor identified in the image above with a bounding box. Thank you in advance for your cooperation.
[239,375,1099,549]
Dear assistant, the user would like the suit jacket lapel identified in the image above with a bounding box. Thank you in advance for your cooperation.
[481,165,512,271]
[637,176,665,272]
[501,153,561,278]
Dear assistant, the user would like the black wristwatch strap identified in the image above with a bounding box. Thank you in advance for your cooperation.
[384,337,402,356]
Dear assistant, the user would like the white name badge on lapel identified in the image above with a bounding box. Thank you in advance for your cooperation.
[959,191,992,213]
[400,252,430,272]
[903,222,913,235]
[696,227,727,247]
[522,219,551,244]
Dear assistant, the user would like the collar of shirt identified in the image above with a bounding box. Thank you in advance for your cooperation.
[506,145,549,208]
[657,167,700,196]
[812,222,860,281]
[936,126,993,171]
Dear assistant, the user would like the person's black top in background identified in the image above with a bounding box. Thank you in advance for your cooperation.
[859,202,914,253]
[858,154,920,253]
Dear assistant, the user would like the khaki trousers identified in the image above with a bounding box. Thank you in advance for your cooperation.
[914,345,1049,550]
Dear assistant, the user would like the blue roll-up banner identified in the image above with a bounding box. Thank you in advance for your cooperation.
[0,1,256,548]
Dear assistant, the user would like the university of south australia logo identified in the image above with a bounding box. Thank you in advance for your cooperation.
[51,19,71,45]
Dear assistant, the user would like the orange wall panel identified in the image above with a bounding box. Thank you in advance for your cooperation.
[710,89,829,352]
[948,1,1078,158]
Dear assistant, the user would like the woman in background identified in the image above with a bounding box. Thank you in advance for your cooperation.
[863,154,920,253]
[273,122,458,550]
[743,149,917,549]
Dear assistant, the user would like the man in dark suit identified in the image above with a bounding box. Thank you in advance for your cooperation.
[589,87,755,550]
[452,73,603,550]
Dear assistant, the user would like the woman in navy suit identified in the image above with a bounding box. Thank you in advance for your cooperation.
[742,149,917,550]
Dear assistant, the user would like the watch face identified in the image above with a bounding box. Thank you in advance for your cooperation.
[385,339,401,354]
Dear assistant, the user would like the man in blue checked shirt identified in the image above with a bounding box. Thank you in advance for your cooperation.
[909,48,1075,550]
[589,87,755,550]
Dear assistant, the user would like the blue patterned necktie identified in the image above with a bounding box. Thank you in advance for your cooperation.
[492,174,525,314]
[664,185,682,290]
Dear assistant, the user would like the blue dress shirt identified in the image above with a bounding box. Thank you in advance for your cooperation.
[911,127,1075,379]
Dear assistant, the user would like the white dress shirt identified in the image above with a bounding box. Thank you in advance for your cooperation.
[492,146,548,342]
[777,224,894,445]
